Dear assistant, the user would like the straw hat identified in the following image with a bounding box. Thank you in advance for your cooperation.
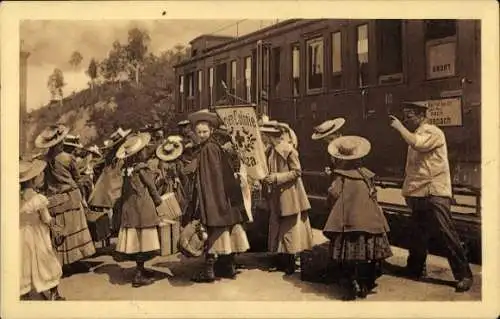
[187,109,221,127]
[115,132,151,159]
[311,118,346,140]
[167,135,183,144]
[86,145,102,157]
[328,136,371,160]
[63,134,84,149]
[102,127,132,150]
[35,124,70,149]
[156,139,184,162]
[177,120,190,127]
[259,121,282,134]
[19,159,47,183]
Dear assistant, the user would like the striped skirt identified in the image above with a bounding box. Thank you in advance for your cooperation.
[328,232,393,262]
[51,203,96,265]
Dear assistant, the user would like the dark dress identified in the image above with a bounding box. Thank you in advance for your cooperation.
[323,167,392,262]
[115,162,162,261]
[191,137,250,255]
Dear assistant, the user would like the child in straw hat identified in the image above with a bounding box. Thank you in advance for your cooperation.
[114,132,163,287]
[155,137,187,210]
[19,159,65,300]
[323,136,392,300]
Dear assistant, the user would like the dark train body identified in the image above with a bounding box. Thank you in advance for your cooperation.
[174,19,482,264]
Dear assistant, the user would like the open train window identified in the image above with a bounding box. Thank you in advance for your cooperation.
[244,56,252,103]
[272,47,281,94]
[208,67,214,107]
[292,44,300,97]
[306,37,324,93]
[197,70,203,109]
[331,31,342,89]
[357,24,369,87]
[230,60,237,95]
[215,63,227,103]
[376,20,403,84]
[425,20,457,80]
[178,75,184,112]
[187,72,194,98]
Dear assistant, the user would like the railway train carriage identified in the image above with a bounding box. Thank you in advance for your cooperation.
[174,19,482,264]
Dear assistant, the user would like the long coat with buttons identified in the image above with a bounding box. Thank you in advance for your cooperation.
[265,141,311,216]
[120,163,163,228]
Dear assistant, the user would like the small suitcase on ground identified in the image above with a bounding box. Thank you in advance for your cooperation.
[86,210,111,243]
[300,242,340,284]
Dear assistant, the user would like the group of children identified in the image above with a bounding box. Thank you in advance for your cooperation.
[20,109,392,301]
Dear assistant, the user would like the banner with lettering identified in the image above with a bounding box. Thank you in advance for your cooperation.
[214,105,268,180]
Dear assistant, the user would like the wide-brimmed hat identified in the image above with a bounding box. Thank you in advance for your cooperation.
[102,127,132,150]
[328,136,371,160]
[188,109,221,128]
[63,134,84,149]
[167,135,183,144]
[116,132,151,159]
[259,121,282,134]
[35,124,70,149]
[156,139,184,162]
[86,145,102,157]
[311,118,346,140]
[177,120,190,127]
[19,159,47,182]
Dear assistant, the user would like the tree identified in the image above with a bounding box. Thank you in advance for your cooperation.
[47,68,65,106]
[69,51,83,69]
[100,40,127,86]
[86,58,99,89]
[124,27,151,86]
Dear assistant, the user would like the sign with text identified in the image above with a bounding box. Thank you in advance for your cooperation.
[416,98,463,126]
[215,105,268,180]
[427,42,456,79]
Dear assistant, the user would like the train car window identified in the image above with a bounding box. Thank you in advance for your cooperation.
[292,44,300,96]
[208,67,214,106]
[197,70,203,93]
[357,24,369,87]
[178,75,184,112]
[306,37,324,92]
[187,73,194,98]
[376,20,403,84]
[331,31,342,89]
[197,70,203,110]
[425,20,457,80]
[215,63,228,103]
[272,47,281,93]
[244,56,252,102]
[230,60,237,95]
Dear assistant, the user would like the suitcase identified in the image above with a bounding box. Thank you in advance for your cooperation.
[86,210,111,243]
[158,222,182,256]
[300,242,341,284]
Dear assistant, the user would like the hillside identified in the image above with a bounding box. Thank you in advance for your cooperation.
[23,80,178,155]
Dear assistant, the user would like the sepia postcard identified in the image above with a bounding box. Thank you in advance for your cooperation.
[1,1,499,318]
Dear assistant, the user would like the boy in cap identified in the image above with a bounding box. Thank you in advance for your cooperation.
[389,101,473,292]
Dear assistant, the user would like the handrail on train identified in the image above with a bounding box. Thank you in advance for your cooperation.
[302,170,481,216]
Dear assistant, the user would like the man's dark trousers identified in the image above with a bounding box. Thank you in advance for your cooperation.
[405,196,473,280]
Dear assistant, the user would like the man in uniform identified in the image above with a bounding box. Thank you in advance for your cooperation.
[389,102,473,292]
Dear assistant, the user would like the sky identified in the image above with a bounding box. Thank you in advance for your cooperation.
[20,19,277,111]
